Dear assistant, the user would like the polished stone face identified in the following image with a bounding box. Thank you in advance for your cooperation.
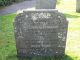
[14,9,68,57]
[36,0,56,9]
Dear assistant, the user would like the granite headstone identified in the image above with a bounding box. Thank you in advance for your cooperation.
[14,9,68,57]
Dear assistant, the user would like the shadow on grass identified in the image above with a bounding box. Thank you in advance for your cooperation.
[6,54,73,60]
[6,54,18,60]
[64,13,80,18]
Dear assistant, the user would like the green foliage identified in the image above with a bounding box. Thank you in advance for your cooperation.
[0,0,15,6]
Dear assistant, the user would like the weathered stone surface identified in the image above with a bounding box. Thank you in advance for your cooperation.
[36,0,56,9]
[76,0,80,12]
[14,9,68,57]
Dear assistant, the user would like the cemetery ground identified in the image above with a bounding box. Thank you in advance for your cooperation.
[0,0,80,60]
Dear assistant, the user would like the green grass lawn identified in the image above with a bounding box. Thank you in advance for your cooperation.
[0,14,17,60]
[0,0,80,60]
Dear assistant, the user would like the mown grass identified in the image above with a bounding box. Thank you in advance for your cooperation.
[65,11,80,60]
[0,0,80,60]
[0,14,17,60]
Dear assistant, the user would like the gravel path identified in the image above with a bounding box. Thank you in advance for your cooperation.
[0,0,36,16]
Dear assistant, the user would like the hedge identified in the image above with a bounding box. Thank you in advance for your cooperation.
[0,0,15,6]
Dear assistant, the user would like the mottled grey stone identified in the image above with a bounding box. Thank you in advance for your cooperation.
[76,0,80,12]
[14,9,68,57]
[36,0,56,9]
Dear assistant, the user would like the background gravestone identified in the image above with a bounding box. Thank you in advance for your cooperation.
[14,9,68,57]
[76,0,80,12]
[36,0,56,9]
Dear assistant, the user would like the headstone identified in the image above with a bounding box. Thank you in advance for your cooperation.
[76,0,80,12]
[14,9,68,57]
[36,0,56,9]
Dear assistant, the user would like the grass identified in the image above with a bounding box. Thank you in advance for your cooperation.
[0,14,17,60]
[65,12,80,60]
[0,0,80,60]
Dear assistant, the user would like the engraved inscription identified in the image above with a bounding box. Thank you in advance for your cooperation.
[14,10,68,56]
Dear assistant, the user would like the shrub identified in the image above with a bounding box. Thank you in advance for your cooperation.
[0,0,15,6]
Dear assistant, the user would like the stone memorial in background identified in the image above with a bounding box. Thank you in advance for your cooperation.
[14,0,68,58]
[36,0,56,9]
[76,0,80,12]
